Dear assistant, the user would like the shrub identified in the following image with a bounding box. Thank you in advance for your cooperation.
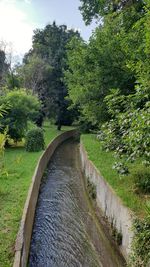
[0,89,40,142]
[130,216,150,267]
[131,165,150,194]
[112,161,129,175]
[25,128,45,152]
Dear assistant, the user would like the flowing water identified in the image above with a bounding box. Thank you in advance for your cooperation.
[29,139,126,267]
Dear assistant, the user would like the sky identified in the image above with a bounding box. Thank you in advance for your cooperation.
[0,0,96,59]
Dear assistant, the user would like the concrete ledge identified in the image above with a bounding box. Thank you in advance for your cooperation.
[80,142,134,260]
[13,129,77,267]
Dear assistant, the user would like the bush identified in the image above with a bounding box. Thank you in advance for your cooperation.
[25,128,45,152]
[130,216,150,267]
[132,165,150,194]
[0,89,40,142]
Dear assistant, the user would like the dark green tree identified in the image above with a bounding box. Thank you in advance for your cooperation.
[22,22,80,128]
[0,50,9,88]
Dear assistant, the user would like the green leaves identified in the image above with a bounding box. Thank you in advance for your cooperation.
[98,86,150,175]
[21,22,80,125]
[0,89,40,142]
[130,216,150,266]
[25,128,45,152]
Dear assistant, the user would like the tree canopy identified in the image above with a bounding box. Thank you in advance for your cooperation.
[65,0,150,172]
[20,22,80,126]
[79,0,144,24]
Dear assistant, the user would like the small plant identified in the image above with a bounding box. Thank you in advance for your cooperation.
[111,223,122,246]
[87,177,96,200]
[131,165,150,194]
[25,128,45,152]
[116,232,122,246]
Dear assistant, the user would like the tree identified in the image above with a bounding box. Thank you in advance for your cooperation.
[0,90,40,142]
[0,49,9,88]
[20,54,52,95]
[22,22,80,126]
[65,13,136,127]
[79,0,144,24]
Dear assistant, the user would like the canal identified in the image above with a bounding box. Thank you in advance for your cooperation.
[29,139,126,267]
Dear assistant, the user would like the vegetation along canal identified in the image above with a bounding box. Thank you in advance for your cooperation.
[29,138,126,267]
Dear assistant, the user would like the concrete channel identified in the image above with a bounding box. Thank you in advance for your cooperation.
[13,130,131,267]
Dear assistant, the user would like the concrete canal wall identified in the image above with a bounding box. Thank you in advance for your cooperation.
[13,130,77,267]
[80,142,134,261]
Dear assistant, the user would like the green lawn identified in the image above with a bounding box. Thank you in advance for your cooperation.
[81,134,149,218]
[0,122,73,267]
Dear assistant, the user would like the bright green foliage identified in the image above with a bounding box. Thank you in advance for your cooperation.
[25,128,45,152]
[0,89,40,142]
[130,216,150,267]
[65,9,141,127]
[131,165,150,194]
[98,88,150,170]
[79,0,144,24]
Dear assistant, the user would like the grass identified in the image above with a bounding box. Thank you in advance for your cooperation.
[0,122,73,267]
[81,134,149,218]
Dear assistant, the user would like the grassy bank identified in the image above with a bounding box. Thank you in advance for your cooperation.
[0,122,72,267]
[81,134,149,217]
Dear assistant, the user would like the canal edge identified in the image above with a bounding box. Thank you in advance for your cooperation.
[80,141,134,262]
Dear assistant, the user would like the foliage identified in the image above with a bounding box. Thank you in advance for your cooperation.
[78,116,96,133]
[98,88,150,171]
[19,54,51,95]
[65,0,150,140]
[131,165,150,194]
[0,89,40,142]
[65,9,140,128]
[87,177,96,200]
[111,227,122,246]
[112,162,129,175]
[0,103,7,118]
[20,22,80,126]
[0,104,8,174]
[79,0,144,24]
[25,128,45,152]
[0,49,9,87]
[0,130,7,173]
[130,215,150,267]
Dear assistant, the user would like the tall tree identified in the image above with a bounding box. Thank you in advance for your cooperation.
[22,22,80,127]
[64,0,147,130]
[0,49,8,88]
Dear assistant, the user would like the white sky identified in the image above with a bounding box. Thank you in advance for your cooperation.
[0,0,35,57]
[0,0,96,59]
